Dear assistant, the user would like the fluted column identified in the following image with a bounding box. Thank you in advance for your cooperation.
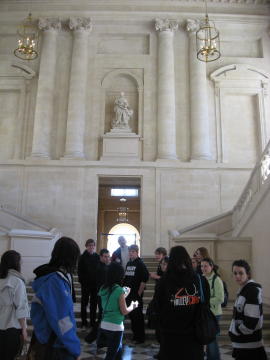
[186,19,212,160]
[63,17,92,159]
[155,18,178,160]
[30,18,61,159]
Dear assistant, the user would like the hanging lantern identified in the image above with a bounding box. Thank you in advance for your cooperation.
[117,207,129,223]
[196,1,221,62]
[14,13,39,60]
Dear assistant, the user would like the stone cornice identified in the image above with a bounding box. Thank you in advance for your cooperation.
[1,0,269,4]
[0,1,269,17]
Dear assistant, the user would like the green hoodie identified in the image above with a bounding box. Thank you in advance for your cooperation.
[205,272,224,316]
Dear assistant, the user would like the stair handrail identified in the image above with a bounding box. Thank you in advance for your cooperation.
[0,203,50,231]
[169,210,233,238]
[232,138,270,234]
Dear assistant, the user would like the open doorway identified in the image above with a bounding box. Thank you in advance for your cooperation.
[105,223,140,254]
[97,176,141,253]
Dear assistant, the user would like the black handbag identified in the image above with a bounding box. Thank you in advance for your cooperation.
[195,274,219,345]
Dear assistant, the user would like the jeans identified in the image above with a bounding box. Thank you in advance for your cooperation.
[206,315,221,360]
[98,328,123,360]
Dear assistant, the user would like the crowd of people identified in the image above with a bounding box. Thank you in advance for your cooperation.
[0,237,268,360]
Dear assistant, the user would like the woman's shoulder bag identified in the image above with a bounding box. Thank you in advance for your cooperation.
[195,274,219,345]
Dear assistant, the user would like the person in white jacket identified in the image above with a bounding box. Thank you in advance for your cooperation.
[0,250,29,360]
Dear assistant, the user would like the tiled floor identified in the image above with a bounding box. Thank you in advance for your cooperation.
[79,337,270,359]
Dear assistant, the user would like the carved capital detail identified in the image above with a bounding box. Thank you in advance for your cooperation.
[38,18,61,31]
[186,19,200,33]
[155,18,178,32]
[69,17,93,32]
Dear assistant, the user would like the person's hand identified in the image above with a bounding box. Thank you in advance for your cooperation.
[22,327,28,341]
[76,357,81,360]
[131,300,139,310]
[150,272,159,280]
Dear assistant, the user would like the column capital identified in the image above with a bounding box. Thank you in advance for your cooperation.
[69,17,93,32]
[155,18,178,32]
[185,19,200,33]
[38,18,61,32]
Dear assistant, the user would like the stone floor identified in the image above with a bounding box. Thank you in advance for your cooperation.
[79,337,270,359]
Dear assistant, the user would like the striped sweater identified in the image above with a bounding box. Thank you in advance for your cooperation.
[229,280,264,349]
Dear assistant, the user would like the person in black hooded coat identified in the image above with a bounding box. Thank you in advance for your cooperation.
[153,245,210,360]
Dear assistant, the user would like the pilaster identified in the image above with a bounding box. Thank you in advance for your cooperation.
[186,19,212,161]
[155,18,178,160]
[63,17,93,159]
[29,18,61,159]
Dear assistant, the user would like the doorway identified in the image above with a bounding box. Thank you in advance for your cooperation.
[104,223,140,254]
[97,176,141,253]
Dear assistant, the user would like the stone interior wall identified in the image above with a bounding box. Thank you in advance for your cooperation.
[0,2,269,261]
[0,164,253,255]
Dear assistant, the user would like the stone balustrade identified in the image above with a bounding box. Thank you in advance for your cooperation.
[232,139,270,235]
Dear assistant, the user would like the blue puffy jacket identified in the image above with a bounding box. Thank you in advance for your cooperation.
[30,265,80,357]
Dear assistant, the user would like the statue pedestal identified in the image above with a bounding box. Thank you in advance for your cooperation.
[101,131,141,161]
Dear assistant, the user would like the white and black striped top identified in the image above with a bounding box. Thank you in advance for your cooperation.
[229,280,264,349]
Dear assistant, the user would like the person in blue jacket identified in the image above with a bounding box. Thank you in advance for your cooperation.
[30,236,81,360]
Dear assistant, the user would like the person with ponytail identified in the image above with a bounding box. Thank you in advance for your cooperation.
[0,250,29,360]
[98,262,138,360]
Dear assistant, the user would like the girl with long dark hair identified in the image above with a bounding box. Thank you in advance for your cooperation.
[0,250,29,360]
[98,262,138,360]
[30,237,81,360]
[154,246,210,360]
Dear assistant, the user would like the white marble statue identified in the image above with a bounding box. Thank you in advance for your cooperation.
[112,92,133,129]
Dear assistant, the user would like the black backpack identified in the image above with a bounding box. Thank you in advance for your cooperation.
[211,274,229,307]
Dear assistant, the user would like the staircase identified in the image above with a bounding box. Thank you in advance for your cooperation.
[26,257,270,345]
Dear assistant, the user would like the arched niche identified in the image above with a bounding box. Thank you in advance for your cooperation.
[101,69,143,135]
[210,64,269,164]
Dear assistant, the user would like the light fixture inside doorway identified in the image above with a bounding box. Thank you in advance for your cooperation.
[196,0,221,62]
[117,207,129,223]
[14,13,39,60]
